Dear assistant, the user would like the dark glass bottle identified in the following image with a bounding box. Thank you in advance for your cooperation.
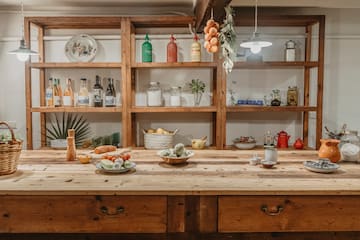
[93,75,103,107]
[105,78,116,107]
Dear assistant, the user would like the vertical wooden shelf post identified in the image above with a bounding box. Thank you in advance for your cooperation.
[24,18,32,149]
[303,24,312,146]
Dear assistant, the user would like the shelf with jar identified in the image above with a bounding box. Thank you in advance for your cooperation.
[123,17,223,149]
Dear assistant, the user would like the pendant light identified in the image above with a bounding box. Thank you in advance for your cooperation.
[240,0,272,54]
[8,2,38,62]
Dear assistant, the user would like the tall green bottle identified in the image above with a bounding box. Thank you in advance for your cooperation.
[142,33,152,62]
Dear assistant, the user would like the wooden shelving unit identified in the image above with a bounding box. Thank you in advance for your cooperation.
[24,15,325,150]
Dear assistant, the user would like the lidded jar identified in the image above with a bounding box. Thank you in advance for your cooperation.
[285,40,296,62]
[170,86,181,107]
[147,81,162,106]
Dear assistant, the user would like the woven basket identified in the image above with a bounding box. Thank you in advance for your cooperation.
[143,129,178,150]
[0,121,22,175]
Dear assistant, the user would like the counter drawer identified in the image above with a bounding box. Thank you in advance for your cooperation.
[218,196,360,232]
[0,195,167,233]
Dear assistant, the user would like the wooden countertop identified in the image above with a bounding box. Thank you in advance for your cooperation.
[1,149,360,196]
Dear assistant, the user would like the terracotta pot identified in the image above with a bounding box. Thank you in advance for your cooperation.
[318,139,341,163]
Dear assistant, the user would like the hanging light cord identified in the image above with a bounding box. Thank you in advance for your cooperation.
[253,0,258,36]
[20,2,25,41]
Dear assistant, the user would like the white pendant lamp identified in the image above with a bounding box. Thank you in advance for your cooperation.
[240,0,272,54]
[8,2,38,62]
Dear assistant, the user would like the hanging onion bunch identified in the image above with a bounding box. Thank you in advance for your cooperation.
[204,18,220,53]
[218,6,237,74]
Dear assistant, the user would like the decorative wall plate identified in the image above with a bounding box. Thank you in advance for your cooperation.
[65,34,97,62]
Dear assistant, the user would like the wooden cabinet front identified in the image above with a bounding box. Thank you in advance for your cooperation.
[0,196,167,233]
[218,196,360,232]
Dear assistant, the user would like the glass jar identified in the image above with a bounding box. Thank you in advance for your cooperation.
[270,89,281,106]
[170,86,181,107]
[147,81,162,106]
[285,40,296,62]
[287,86,298,106]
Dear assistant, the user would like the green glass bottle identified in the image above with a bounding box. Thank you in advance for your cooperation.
[142,33,152,62]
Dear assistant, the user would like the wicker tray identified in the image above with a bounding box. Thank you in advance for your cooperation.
[0,121,22,175]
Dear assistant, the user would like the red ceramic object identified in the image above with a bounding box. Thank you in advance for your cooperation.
[276,130,290,148]
[318,139,341,163]
[293,138,304,149]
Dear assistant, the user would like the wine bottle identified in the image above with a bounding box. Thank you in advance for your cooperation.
[53,78,61,107]
[93,75,103,107]
[105,78,116,107]
[63,78,74,107]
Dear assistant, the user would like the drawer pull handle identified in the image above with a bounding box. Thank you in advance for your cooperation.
[100,206,125,215]
[261,205,284,216]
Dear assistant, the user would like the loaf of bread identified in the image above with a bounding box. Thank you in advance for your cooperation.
[94,145,117,154]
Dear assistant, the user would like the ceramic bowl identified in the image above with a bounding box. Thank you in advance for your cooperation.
[233,141,256,150]
[261,160,276,169]
[191,139,206,149]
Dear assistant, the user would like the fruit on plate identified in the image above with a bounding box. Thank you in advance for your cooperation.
[102,153,131,162]
[100,159,115,170]
[100,157,134,170]
[94,145,117,154]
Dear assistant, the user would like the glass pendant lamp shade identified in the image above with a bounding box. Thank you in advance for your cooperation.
[8,2,38,62]
[240,0,272,54]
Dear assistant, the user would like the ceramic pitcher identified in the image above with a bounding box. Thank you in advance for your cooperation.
[318,139,341,163]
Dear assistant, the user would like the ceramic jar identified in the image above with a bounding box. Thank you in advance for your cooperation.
[318,139,341,163]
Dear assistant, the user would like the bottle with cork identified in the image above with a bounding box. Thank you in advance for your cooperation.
[66,129,76,161]
[167,34,177,63]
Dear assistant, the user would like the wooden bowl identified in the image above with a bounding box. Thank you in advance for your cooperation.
[261,160,276,169]
[158,151,194,165]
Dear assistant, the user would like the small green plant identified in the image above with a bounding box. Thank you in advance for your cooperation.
[189,79,205,94]
[46,113,91,147]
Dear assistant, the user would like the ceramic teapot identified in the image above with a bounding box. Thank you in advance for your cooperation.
[276,130,290,148]
[293,138,304,149]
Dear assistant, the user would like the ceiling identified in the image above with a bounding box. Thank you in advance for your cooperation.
[0,0,360,12]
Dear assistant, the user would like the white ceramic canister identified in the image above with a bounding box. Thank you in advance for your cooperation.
[264,146,278,163]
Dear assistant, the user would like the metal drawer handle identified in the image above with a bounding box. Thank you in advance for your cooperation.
[261,205,284,216]
[100,206,125,215]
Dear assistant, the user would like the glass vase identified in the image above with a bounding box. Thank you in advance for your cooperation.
[193,92,202,106]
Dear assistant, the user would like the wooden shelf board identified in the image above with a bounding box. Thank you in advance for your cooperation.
[227,106,317,112]
[233,61,318,69]
[31,107,122,113]
[27,16,123,29]
[132,62,217,68]
[131,106,217,113]
[131,16,195,28]
[29,62,122,69]
[233,14,323,27]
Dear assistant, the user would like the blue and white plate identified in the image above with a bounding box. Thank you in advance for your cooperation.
[303,159,339,173]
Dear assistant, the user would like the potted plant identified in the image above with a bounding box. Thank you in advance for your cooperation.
[46,113,91,148]
[189,78,205,106]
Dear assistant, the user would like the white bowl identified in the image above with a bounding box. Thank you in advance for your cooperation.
[233,141,256,150]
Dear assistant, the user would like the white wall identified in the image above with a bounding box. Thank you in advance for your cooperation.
[1,8,360,149]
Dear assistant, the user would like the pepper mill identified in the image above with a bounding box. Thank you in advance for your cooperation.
[66,129,76,161]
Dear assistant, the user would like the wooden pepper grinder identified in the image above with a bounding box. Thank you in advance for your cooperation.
[66,129,76,161]
[167,34,177,63]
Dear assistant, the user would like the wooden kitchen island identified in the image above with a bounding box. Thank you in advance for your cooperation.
[1,149,360,240]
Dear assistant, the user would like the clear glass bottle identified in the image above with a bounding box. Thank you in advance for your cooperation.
[105,78,116,107]
[147,81,162,107]
[63,78,74,107]
[53,78,61,107]
[93,75,103,107]
[78,78,89,106]
[46,77,54,107]
[270,89,281,106]
[170,86,181,107]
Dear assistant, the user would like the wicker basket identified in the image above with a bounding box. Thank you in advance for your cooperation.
[0,122,22,175]
[143,129,178,150]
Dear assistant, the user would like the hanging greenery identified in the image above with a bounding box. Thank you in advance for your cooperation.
[219,5,237,74]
